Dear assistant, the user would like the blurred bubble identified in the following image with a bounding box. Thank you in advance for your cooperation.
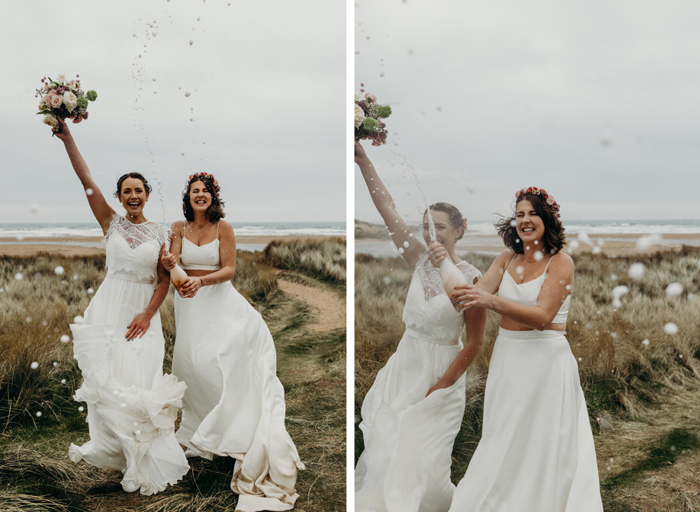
[86,188,94,196]
[29,203,40,214]
[74,315,84,324]
[380,72,385,78]
[14,273,24,281]
[88,288,94,294]
[189,40,194,45]
[515,265,524,275]
[534,251,543,261]
[78,406,84,412]
[665,283,683,297]
[25,317,32,323]
[36,411,42,417]
[611,285,629,308]
[53,362,58,367]
[569,240,580,250]
[61,379,67,384]
[578,233,593,246]
[54,266,65,275]
[610,274,617,281]
[592,247,602,255]
[636,234,662,250]
[30,362,39,370]
[184,92,191,97]
[60,335,70,343]
[73,274,79,280]
[510,220,516,228]
[628,263,645,280]
[642,339,650,347]
[664,322,678,335]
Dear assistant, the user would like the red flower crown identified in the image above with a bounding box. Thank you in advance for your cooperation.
[515,187,561,218]
[187,172,220,193]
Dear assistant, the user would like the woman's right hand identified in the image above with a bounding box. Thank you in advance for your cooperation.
[161,252,177,271]
[429,241,448,266]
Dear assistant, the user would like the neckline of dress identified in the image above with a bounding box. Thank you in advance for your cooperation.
[121,214,152,226]
[183,236,219,248]
[504,269,546,287]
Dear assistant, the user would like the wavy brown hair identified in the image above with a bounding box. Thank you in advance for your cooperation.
[495,193,565,254]
[182,175,226,222]
[114,172,152,198]
[423,202,466,241]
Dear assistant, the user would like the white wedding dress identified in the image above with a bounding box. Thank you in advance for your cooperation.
[355,252,482,512]
[68,213,189,495]
[172,233,304,512]
[448,257,603,511]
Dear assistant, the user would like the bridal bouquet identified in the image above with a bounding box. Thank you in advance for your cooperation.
[355,84,392,146]
[36,74,98,133]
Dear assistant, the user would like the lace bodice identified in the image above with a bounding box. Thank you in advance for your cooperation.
[104,214,171,282]
[402,252,482,341]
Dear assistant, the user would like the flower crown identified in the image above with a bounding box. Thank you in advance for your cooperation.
[515,186,561,218]
[187,172,220,193]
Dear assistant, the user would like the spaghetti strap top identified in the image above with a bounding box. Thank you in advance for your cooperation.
[498,254,570,324]
[179,221,222,271]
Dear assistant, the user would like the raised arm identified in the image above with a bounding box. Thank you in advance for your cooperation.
[54,118,114,234]
[355,141,425,268]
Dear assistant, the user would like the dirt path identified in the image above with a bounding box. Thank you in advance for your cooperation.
[278,279,345,331]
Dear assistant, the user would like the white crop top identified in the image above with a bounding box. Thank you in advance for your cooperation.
[179,222,222,271]
[497,254,570,324]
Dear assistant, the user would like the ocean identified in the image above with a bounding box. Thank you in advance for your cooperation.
[0,221,346,253]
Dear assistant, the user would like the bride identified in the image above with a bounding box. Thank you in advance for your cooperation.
[161,172,304,512]
[433,187,603,511]
[53,118,189,494]
[354,141,486,512]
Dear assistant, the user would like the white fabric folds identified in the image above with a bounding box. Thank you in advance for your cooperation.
[173,281,304,512]
[448,328,603,512]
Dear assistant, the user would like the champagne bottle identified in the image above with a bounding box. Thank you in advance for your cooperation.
[165,251,189,288]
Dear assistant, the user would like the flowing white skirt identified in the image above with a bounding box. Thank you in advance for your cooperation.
[173,281,303,512]
[69,274,189,495]
[449,328,603,512]
[356,328,466,512]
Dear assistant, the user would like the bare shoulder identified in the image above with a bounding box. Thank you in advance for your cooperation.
[494,249,517,266]
[170,220,185,236]
[550,251,574,274]
[218,220,234,236]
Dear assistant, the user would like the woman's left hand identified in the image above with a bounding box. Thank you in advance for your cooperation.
[126,312,152,341]
[451,283,495,311]
[179,276,202,298]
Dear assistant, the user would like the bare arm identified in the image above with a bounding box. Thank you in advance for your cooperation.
[54,118,114,233]
[355,141,425,268]
[161,221,184,269]
[125,246,171,341]
[455,253,574,330]
[427,282,487,396]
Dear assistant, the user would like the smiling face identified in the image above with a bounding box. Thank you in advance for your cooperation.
[119,177,149,217]
[188,180,212,214]
[423,209,461,250]
[515,199,545,247]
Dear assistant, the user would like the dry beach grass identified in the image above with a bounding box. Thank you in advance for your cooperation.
[355,246,700,511]
[0,238,346,512]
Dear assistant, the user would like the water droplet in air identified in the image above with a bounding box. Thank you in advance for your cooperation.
[515,266,524,275]
[26,317,32,323]
[366,36,370,40]
[664,322,678,335]
[86,188,94,196]
[403,241,409,248]
[15,273,24,281]
[54,266,65,275]
[592,247,602,255]
[88,288,94,294]
[189,40,194,46]
[610,274,617,281]
[78,406,84,412]
[636,233,662,250]
[380,72,385,77]
[611,285,629,308]
[184,92,191,97]
[30,362,39,370]
[61,379,66,384]
[29,203,40,214]
[74,315,84,324]
[53,362,58,367]
[628,263,645,280]
[534,251,543,261]
[642,339,650,347]
[36,411,42,417]
[665,282,683,297]
[569,240,580,250]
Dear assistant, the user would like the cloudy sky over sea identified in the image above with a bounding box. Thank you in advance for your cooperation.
[355,0,700,225]
[2,1,345,224]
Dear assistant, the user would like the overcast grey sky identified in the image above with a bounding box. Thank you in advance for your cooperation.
[2,0,344,224]
[355,0,700,224]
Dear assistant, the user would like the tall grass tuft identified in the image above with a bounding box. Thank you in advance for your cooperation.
[262,237,346,285]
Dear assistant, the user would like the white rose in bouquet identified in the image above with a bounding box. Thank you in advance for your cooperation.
[49,93,63,108]
[43,115,58,128]
[63,91,78,111]
[355,104,365,129]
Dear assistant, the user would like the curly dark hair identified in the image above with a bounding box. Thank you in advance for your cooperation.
[114,172,152,198]
[182,175,226,222]
[495,192,565,254]
[423,202,466,241]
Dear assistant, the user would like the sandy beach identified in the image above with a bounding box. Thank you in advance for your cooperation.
[0,235,344,257]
